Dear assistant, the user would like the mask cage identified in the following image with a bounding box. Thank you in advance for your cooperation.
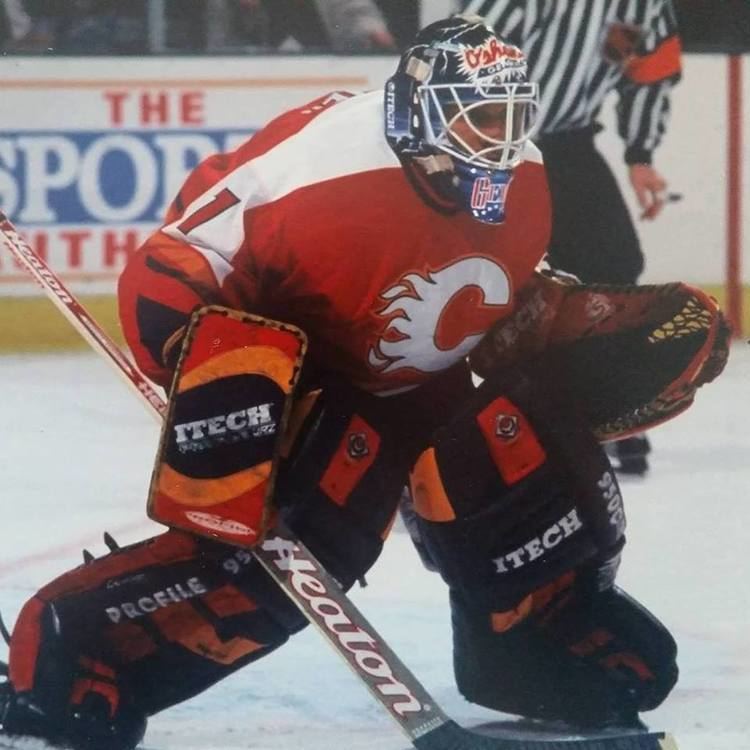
[419,81,540,170]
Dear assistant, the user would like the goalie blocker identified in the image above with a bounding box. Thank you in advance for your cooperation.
[147,306,308,546]
[1,283,726,748]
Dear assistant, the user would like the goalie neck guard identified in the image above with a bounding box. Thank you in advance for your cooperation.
[385,15,539,224]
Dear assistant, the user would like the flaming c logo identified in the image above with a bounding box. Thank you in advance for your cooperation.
[368,257,511,375]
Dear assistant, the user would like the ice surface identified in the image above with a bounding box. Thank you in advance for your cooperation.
[1,346,748,750]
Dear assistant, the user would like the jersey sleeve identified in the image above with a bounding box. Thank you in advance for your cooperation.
[615,0,682,164]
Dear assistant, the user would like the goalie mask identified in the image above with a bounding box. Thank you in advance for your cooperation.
[385,15,539,224]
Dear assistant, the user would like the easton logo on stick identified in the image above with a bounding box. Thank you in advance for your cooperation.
[1,216,74,304]
[263,535,424,717]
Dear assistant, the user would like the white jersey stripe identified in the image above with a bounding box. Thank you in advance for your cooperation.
[163,89,545,267]
[163,91,399,263]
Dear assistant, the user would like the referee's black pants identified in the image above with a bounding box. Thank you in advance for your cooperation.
[538,126,644,285]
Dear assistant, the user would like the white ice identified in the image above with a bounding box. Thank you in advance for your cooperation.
[1,346,749,750]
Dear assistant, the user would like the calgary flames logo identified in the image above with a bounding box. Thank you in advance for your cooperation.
[368,257,511,375]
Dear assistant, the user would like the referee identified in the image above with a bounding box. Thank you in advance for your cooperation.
[463,0,682,475]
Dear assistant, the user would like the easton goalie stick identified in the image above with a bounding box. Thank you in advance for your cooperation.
[0,211,677,750]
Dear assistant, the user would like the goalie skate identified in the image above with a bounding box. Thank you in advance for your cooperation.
[1,614,146,750]
[1,659,53,750]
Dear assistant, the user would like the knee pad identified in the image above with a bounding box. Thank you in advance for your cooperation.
[409,367,625,613]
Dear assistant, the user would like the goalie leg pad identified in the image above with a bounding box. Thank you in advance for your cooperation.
[6,530,306,733]
[409,365,626,613]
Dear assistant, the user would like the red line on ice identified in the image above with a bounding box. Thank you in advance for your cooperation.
[0,520,157,580]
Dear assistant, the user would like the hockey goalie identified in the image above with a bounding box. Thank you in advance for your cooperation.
[0,15,729,750]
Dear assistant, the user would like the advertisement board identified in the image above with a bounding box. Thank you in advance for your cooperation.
[0,56,395,295]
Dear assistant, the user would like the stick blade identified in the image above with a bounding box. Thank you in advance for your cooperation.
[413,720,677,750]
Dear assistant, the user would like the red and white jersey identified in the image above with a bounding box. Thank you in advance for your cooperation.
[119,90,551,394]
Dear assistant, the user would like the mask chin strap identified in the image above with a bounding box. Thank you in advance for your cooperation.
[413,153,464,203]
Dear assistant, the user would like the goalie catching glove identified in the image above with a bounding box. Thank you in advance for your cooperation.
[469,270,731,441]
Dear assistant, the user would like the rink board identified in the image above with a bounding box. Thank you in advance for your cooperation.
[0,283,745,353]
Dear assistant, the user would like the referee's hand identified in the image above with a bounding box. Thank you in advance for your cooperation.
[629,164,668,221]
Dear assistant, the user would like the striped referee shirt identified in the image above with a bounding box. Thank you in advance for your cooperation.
[462,0,682,164]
